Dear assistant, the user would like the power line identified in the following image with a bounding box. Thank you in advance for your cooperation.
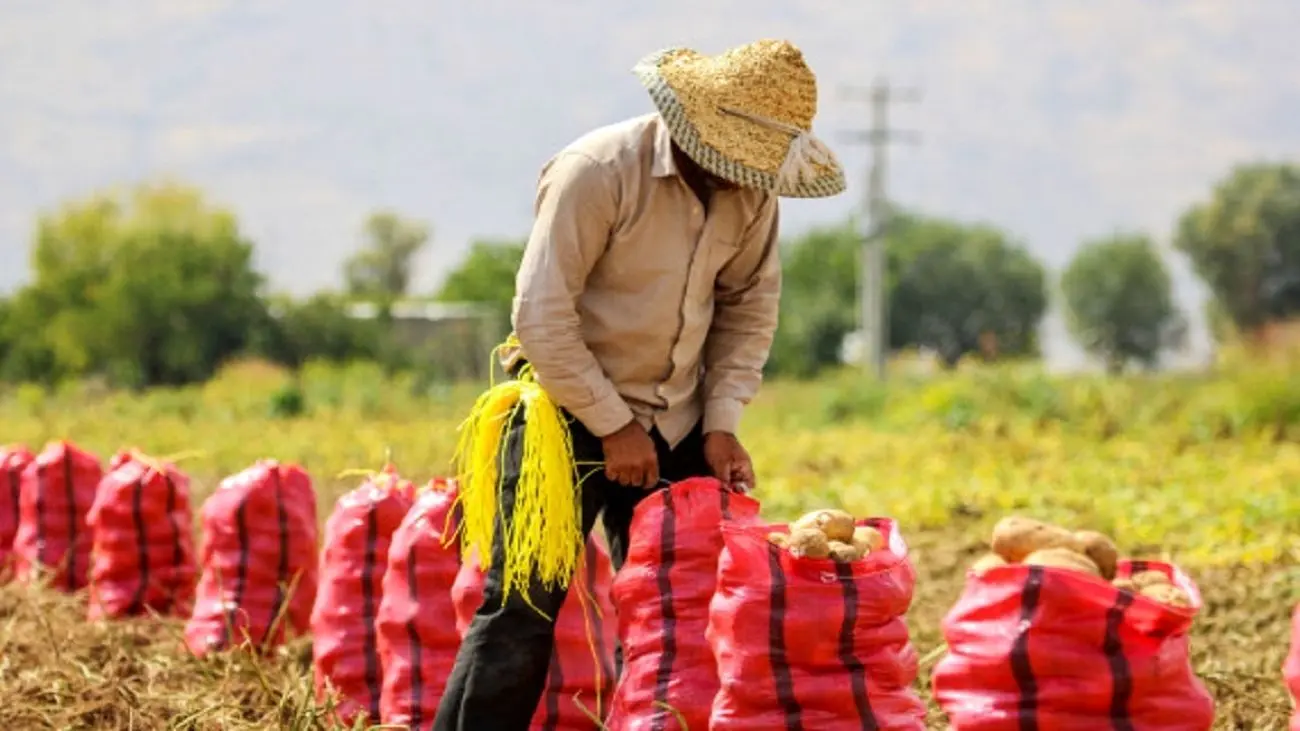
[839,80,921,380]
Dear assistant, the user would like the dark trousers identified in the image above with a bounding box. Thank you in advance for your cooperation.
[431,409,711,731]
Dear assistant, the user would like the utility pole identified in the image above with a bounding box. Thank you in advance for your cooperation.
[840,80,920,380]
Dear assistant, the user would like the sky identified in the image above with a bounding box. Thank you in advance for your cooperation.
[1,0,1298,369]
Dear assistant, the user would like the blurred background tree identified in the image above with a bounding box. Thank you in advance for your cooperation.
[1,183,266,387]
[1174,162,1300,342]
[434,238,526,324]
[1060,233,1181,373]
[343,210,431,303]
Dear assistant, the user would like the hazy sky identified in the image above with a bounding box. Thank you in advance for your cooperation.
[1,1,1298,367]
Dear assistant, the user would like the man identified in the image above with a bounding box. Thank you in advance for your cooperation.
[433,38,845,731]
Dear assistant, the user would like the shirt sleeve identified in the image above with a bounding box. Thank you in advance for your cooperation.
[511,151,636,438]
[702,196,782,436]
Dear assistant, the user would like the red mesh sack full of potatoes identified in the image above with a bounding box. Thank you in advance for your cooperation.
[451,534,618,730]
[86,450,197,620]
[707,512,926,731]
[931,516,1215,730]
[184,460,319,656]
[377,480,463,730]
[12,440,103,591]
[604,477,759,731]
[311,467,417,727]
[0,444,34,580]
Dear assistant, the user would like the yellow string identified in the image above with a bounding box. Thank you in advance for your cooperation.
[447,338,585,619]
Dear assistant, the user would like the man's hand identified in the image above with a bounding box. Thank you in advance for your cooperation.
[703,432,755,492]
[601,420,660,488]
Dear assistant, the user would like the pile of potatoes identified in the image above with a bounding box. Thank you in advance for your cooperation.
[767,509,885,563]
[971,516,1191,609]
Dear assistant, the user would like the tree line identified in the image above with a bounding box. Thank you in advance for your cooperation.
[0,161,1296,389]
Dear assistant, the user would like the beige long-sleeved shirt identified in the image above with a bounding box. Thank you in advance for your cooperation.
[502,113,781,448]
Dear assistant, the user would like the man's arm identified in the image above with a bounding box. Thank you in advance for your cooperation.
[702,197,781,436]
[512,151,636,438]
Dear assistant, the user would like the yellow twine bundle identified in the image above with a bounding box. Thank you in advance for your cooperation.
[449,355,584,619]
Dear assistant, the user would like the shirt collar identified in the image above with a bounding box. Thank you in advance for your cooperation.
[650,115,678,178]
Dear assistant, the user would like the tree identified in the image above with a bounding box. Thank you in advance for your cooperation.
[343,210,430,301]
[887,212,1048,367]
[1060,233,1181,373]
[435,238,526,322]
[252,292,383,371]
[2,182,267,386]
[767,222,859,377]
[1173,162,1300,338]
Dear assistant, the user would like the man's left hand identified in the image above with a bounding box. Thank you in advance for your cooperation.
[703,431,756,492]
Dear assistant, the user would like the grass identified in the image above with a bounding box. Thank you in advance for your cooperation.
[1,354,1299,729]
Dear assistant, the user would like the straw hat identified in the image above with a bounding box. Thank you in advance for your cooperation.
[633,39,846,199]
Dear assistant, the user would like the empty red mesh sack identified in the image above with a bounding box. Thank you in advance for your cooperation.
[185,460,319,656]
[452,534,618,730]
[86,451,197,620]
[311,469,417,726]
[1284,603,1300,731]
[931,559,1215,730]
[0,445,34,580]
[605,477,759,731]
[707,518,926,731]
[377,480,462,730]
[13,440,103,591]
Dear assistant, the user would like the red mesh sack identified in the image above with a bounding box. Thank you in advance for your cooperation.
[931,559,1215,730]
[377,480,462,730]
[184,460,319,656]
[452,535,618,729]
[707,518,926,731]
[605,477,759,731]
[13,440,103,591]
[0,445,34,579]
[311,469,417,726]
[1284,603,1300,731]
[86,451,197,620]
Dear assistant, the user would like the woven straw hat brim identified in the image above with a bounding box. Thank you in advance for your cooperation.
[634,48,846,199]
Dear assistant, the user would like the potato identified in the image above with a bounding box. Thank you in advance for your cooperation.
[970,552,1008,574]
[827,540,860,563]
[1111,577,1137,593]
[1023,547,1102,577]
[1073,530,1119,580]
[851,526,885,556]
[991,516,1079,563]
[792,509,856,542]
[767,532,790,549]
[1139,582,1192,609]
[786,527,831,559]
[1130,570,1171,590]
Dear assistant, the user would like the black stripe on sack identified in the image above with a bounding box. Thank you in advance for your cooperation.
[650,490,678,731]
[34,464,46,570]
[1010,566,1044,731]
[720,487,732,521]
[127,475,150,615]
[766,542,803,731]
[1127,560,1148,575]
[7,467,19,543]
[266,467,290,645]
[164,472,182,614]
[835,562,878,730]
[403,543,424,728]
[1104,590,1136,731]
[225,489,251,649]
[542,643,563,731]
[63,456,77,591]
[587,547,614,698]
[361,504,382,720]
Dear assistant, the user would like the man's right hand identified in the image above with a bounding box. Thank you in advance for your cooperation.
[601,420,660,488]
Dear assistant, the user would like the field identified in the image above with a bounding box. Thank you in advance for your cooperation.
[2,354,1299,729]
